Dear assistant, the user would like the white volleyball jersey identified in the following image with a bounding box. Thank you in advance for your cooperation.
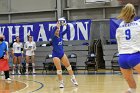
[13,42,23,53]
[24,41,36,56]
[116,20,140,54]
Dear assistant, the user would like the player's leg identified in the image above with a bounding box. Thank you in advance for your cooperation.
[25,55,30,74]
[61,54,78,86]
[134,63,140,73]
[17,55,21,74]
[53,57,64,88]
[31,55,36,74]
[12,55,17,74]
[120,68,136,93]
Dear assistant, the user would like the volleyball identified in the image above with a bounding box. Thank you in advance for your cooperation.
[58,17,67,26]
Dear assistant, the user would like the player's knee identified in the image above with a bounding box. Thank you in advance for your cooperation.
[66,65,72,70]
[57,70,62,74]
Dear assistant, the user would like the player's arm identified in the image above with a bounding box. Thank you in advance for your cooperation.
[4,44,9,59]
[21,43,24,55]
[32,42,37,51]
[12,43,15,55]
[24,42,30,50]
[51,22,60,38]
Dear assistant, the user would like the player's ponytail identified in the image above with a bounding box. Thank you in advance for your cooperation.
[117,3,136,23]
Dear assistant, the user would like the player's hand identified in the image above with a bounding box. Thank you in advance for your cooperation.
[4,55,9,59]
[56,22,60,29]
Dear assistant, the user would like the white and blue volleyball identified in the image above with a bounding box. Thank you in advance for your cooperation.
[58,17,67,26]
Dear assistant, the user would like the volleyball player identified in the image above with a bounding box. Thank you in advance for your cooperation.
[0,34,11,80]
[116,3,140,93]
[12,36,23,75]
[1,35,8,75]
[24,35,36,74]
[51,17,78,88]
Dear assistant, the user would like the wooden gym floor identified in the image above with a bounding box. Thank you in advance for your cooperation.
[0,71,140,93]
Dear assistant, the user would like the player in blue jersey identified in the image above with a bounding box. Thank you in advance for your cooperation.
[51,17,78,88]
[0,34,11,80]
[116,3,140,93]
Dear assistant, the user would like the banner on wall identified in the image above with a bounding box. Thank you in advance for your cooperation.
[110,17,140,39]
[0,19,92,43]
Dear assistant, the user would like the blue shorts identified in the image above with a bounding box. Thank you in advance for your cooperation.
[52,52,64,59]
[119,52,140,69]
[14,53,22,57]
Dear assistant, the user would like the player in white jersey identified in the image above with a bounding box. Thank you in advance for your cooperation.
[12,36,23,74]
[116,3,140,93]
[24,35,36,74]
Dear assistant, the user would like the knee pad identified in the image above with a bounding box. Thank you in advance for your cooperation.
[66,65,72,70]
[57,70,62,74]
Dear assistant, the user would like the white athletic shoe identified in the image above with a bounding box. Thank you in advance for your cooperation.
[25,72,29,75]
[59,81,64,88]
[125,90,135,93]
[33,70,36,74]
[71,78,78,86]
[1,71,4,76]
[6,78,11,81]
[18,71,21,75]
[12,71,15,75]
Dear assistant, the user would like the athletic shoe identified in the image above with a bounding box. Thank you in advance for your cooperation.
[125,90,135,93]
[33,71,36,74]
[25,72,29,75]
[6,78,11,81]
[1,71,4,76]
[71,78,78,86]
[59,81,64,88]
[18,71,21,75]
[12,71,15,75]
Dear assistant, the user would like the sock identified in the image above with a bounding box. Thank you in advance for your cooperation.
[18,64,20,70]
[26,63,29,72]
[12,64,15,72]
[60,80,64,83]
[32,63,35,72]
[128,88,136,93]
[71,75,75,79]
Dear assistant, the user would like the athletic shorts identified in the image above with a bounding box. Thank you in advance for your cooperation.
[14,53,22,57]
[52,52,64,59]
[118,52,140,69]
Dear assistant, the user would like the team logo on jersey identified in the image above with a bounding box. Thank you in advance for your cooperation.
[58,41,62,45]
[28,46,32,49]
[17,47,20,50]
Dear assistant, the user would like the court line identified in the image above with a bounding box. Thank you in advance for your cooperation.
[27,80,44,93]
[11,78,44,93]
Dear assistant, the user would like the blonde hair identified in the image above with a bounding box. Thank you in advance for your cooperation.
[117,3,136,23]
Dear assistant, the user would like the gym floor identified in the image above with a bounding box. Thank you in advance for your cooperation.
[0,70,140,93]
